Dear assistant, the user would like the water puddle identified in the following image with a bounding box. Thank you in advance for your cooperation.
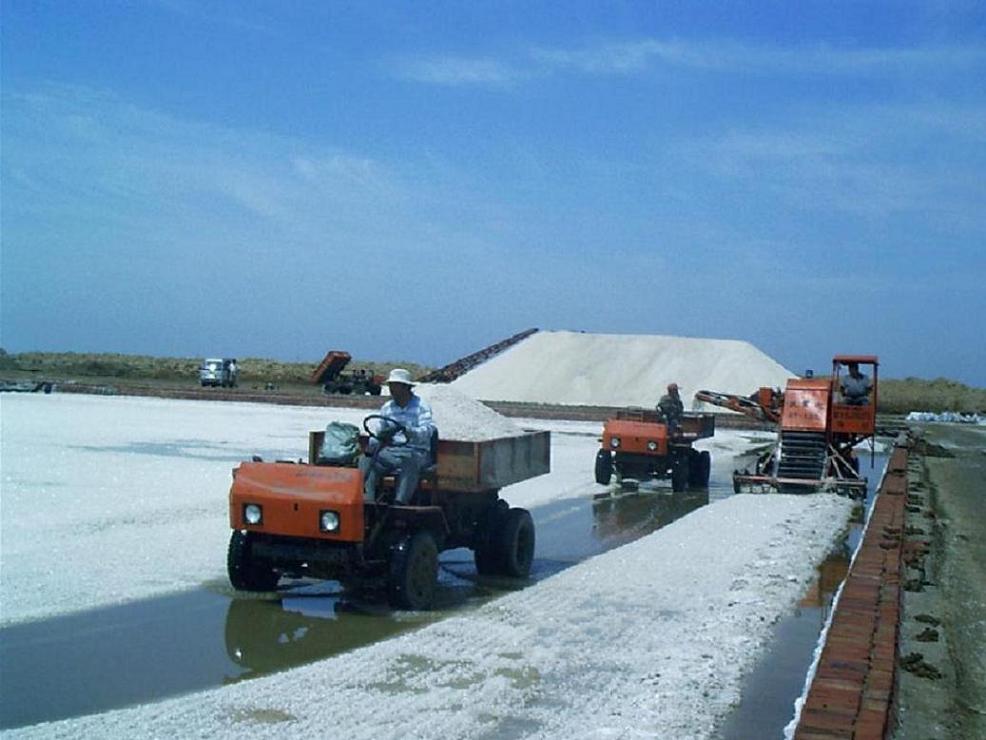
[0,441,867,734]
[0,477,721,730]
[717,451,888,739]
[69,440,267,463]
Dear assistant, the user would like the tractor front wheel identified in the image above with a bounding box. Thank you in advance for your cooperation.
[227,531,279,592]
[671,455,689,493]
[388,530,438,610]
[595,450,613,485]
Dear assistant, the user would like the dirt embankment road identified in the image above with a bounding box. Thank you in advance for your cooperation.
[895,424,986,739]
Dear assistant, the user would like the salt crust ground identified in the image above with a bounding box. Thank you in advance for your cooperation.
[451,330,796,407]
[1,394,850,738]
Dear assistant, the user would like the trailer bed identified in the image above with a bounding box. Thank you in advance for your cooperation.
[308,429,551,492]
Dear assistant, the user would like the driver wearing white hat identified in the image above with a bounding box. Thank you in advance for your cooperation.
[358,368,436,504]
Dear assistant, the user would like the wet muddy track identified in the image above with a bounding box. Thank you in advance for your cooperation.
[0,481,716,730]
[0,447,887,734]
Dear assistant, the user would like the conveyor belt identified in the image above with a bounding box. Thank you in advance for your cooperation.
[416,328,539,383]
[776,431,827,492]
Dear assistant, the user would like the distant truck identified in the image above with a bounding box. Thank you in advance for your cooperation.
[594,408,715,493]
[311,351,383,396]
[227,418,550,609]
[199,358,238,388]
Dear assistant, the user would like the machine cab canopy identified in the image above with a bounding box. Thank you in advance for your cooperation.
[833,355,879,368]
[831,355,879,435]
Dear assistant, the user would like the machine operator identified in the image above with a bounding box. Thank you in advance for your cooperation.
[657,382,685,433]
[359,368,436,504]
[840,362,872,406]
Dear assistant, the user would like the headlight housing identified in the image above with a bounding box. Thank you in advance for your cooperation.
[610,437,620,449]
[647,441,658,451]
[243,503,263,525]
[320,510,340,533]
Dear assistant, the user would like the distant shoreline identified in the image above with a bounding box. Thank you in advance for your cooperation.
[1,350,983,415]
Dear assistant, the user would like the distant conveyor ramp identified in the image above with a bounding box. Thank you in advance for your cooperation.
[416,328,539,383]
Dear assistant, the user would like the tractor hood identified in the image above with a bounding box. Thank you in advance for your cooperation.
[229,462,364,541]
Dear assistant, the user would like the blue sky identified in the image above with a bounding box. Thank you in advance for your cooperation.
[2,1,984,385]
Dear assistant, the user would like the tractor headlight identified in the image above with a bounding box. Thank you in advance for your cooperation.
[243,503,263,525]
[647,441,658,451]
[320,510,340,533]
[610,437,620,449]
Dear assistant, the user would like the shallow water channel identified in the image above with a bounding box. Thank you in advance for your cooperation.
[717,451,888,739]
[0,449,886,733]
[0,479,715,729]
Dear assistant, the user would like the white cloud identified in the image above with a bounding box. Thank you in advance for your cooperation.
[394,37,986,86]
[667,98,986,225]
[148,0,274,34]
[3,85,415,243]
[391,55,523,87]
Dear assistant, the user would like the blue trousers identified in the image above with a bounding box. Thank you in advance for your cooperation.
[359,446,428,504]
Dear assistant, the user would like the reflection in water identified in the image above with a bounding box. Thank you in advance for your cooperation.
[223,597,416,681]
[0,589,238,731]
[592,488,710,545]
[798,549,851,610]
[718,546,853,740]
[1,456,734,729]
[69,440,280,463]
[224,489,714,682]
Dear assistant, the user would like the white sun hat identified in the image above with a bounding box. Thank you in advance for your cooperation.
[385,368,415,386]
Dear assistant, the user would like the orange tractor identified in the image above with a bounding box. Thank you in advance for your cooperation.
[311,351,384,396]
[695,355,878,497]
[594,408,716,493]
[227,421,550,610]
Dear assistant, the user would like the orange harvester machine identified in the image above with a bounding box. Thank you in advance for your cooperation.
[699,355,878,495]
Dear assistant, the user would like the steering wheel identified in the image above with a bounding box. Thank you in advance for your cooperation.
[363,414,409,446]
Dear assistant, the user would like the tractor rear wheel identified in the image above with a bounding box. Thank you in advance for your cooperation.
[388,530,438,610]
[474,501,507,576]
[687,449,701,486]
[227,531,279,592]
[496,508,535,577]
[594,450,613,485]
[688,450,712,488]
[474,544,499,576]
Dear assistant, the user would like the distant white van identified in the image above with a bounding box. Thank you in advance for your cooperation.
[199,358,238,388]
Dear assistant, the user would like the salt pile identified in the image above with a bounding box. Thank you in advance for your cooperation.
[906,411,985,425]
[451,330,795,408]
[413,383,522,440]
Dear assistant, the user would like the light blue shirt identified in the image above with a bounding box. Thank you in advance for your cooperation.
[375,394,436,453]
[841,373,872,402]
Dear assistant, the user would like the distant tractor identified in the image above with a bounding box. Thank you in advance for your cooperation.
[695,355,878,497]
[227,421,550,610]
[311,351,383,396]
[594,408,715,493]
